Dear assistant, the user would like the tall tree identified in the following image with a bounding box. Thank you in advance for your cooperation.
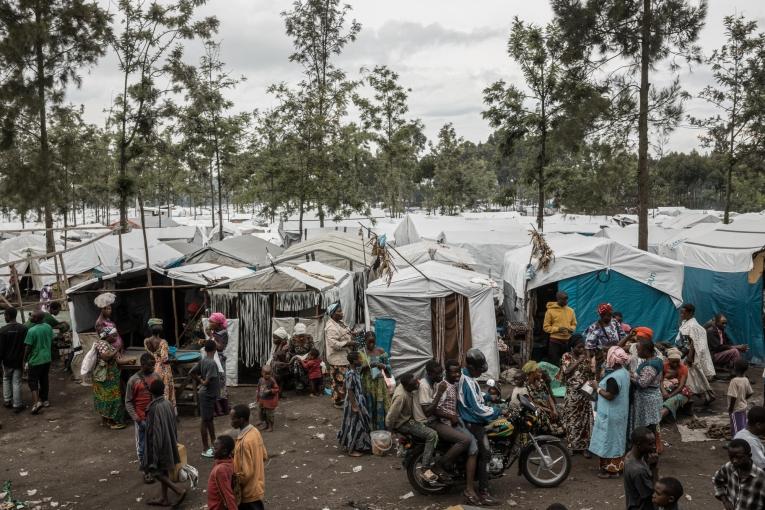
[108,0,217,235]
[552,0,707,249]
[281,0,361,230]
[171,40,246,240]
[689,15,765,223]
[0,0,110,251]
[355,65,424,217]
[483,17,607,230]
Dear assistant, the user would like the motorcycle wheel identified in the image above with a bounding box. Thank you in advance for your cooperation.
[521,440,571,488]
[405,449,451,496]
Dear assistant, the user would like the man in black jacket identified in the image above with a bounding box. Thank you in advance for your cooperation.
[0,307,27,413]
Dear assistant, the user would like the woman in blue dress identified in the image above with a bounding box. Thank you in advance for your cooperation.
[589,345,631,478]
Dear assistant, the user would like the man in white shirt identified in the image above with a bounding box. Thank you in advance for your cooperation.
[734,406,765,469]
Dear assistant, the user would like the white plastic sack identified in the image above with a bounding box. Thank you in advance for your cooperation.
[80,343,98,376]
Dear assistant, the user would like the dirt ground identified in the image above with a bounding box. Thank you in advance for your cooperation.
[0,366,761,510]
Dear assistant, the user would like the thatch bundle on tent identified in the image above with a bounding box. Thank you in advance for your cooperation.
[366,261,499,378]
[66,263,253,351]
[208,261,359,383]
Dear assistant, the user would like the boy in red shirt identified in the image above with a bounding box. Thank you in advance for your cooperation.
[124,353,159,483]
[207,435,237,510]
[257,365,279,432]
[301,348,324,397]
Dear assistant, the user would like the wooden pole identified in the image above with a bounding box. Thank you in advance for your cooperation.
[171,278,179,345]
[58,253,69,310]
[138,196,155,317]
[118,227,125,272]
[10,264,25,322]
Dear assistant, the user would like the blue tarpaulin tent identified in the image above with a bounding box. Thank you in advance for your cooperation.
[658,220,765,363]
[560,269,679,342]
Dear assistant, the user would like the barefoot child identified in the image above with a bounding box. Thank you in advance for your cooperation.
[301,348,324,396]
[728,359,753,436]
[257,365,279,431]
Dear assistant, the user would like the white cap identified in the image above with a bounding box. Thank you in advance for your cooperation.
[273,327,289,340]
[486,379,497,388]
[293,323,307,335]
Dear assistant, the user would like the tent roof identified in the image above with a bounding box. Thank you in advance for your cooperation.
[274,232,372,268]
[224,260,351,292]
[184,235,283,267]
[66,262,252,294]
[598,224,679,251]
[502,234,685,305]
[656,212,721,229]
[658,219,765,272]
[391,240,478,267]
[367,260,496,299]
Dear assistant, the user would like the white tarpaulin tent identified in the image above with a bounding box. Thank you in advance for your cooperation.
[596,224,680,254]
[503,234,685,305]
[391,240,477,268]
[366,261,499,378]
[39,230,183,285]
[0,234,63,291]
[437,226,531,278]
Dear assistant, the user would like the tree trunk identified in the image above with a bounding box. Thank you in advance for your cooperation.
[215,137,224,241]
[724,157,734,224]
[637,0,652,251]
[208,158,216,228]
[138,195,156,316]
[537,125,546,232]
[34,7,54,253]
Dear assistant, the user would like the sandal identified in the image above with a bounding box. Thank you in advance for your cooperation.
[30,402,43,415]
[109,423,126,430]
[463,491,482,506]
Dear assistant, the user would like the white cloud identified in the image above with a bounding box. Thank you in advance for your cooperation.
[70,0,765,153]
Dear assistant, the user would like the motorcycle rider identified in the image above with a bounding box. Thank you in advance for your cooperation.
[458,348,502,506]
[425,359,480,505]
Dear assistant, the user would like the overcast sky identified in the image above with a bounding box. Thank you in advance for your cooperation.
[69,0,765,154]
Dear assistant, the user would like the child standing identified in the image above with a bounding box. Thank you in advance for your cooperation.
[652,477,684,510]
[728,359,754,436]
[301,348,324,397]
[190,340,220,458]
[257,365,280,432]
[206,435,237,510]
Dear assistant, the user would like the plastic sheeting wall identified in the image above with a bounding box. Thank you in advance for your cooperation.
[682,267,764,363]
[368,296,433,377]
[559,270,680,343]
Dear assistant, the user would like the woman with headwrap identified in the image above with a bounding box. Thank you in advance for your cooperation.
[621,326,664,373]
[93,327,125,429]
[358,331,392,431]
[584,303,626,351]
[588,345,631,478]
[560,337,595,457]
[94,293,124,353]
[630,339,665,453]
[661,348,691,421]
[270,327,292,392]
[288,323,315,392]
[325,303,356,408]
[144,318,175,409]
[206,312,229,414]
[522,361,561,435]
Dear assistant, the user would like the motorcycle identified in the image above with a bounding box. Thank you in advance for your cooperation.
[400,394,571,495]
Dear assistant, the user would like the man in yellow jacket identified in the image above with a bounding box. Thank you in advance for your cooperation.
[231,404,268,509]
[543,291,577,365]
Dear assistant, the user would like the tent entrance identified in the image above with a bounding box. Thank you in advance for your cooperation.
[431,293,472,366]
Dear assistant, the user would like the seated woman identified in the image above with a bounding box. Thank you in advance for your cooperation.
[522,361,562,435]
[288,323,314,391]
[661,348,691,421]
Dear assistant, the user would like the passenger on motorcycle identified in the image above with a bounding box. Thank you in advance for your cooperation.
[426,359,480,505]
[458,349,502,506]
[386,374,446,482]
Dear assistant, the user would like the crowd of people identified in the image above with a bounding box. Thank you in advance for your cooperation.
[1,288,764,510]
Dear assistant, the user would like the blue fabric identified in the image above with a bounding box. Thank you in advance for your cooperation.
[589,367,630,458]
[374,317,396,355]
[458,369,500,425]
[681,267,764,363]
[559,270,679,343]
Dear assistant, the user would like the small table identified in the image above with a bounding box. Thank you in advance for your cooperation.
[122,347,201,416]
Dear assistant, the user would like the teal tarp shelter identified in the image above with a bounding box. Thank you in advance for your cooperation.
[658,220,765,363]
[502,234,686,344]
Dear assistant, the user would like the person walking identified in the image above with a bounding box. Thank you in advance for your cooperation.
[1,307,27,413]
[677,303,715,404]
[144,379,186,507]
[543,291,577,364]
[231,404,269,510]
[124,353,159,484]
[24,310,53,415]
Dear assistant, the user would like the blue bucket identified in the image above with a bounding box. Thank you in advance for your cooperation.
[374,317,396,354]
